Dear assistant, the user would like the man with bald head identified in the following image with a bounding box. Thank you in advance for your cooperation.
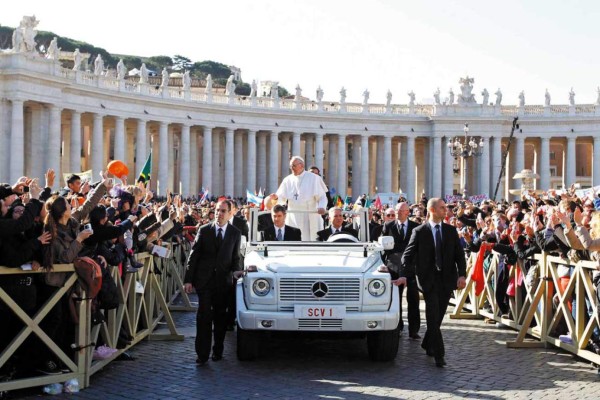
[397,198,467,368]
[382,202,420,339]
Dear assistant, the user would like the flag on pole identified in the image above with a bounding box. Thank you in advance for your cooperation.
[343,196,352,210]
[200,188,210,203]
[246,189,264,206]
[335,195,343,208]
[364,195,372,208]
[137,152,152,184]
[374,195,382,210]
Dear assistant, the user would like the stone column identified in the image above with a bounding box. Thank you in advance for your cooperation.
[327,136,337,189]
[224,127,234,197]
[443,137,453,197]
[479,137,490,198]
[257,132,267,191]
[431,136,442,197]
[114,116,125,162]
[303,134,313,166]
[180,123,191,196]
[360,134,370,195]
[492,136,503,200]
[212,130,222,196]
[383,135,392,193]
[594,137,600,187]
[135,119,147,179]
[158,121,169,195]
[9,100,24,181]
[280,133,290,178]
[376,136,384,191]
[91,113,104,179]
[514,136,525,177]
[202,126,213,192]
[391,140,399,192]
[352,136,361,197]
[69,110,81,173]
[565,137,577,186]
[405,136,416,202]
[268,130,279,193]
[337,133,348,196]
[247,129,257,193]
[234,131,244,197]
[291,131,301,157]
[539,137,551,191]
[190,130,199,195]
[314,132,324,174]
[47,105,62,188]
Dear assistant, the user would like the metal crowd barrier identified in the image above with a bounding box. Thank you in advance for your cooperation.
[451,252,600,366]
[0,246,192,394]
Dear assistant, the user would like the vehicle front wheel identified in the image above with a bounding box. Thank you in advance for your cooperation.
[237,325,260,361]
[366,323,400,362]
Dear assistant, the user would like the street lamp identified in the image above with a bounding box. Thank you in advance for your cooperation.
[447,123,484,196]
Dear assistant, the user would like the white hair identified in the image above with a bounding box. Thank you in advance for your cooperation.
[289,156,305,168]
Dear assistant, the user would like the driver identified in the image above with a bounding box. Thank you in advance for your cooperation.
[316,207,358,241]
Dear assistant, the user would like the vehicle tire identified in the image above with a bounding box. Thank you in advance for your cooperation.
[366,322,400,362]
[237,325,260,361]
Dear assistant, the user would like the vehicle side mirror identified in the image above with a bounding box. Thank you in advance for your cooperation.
[378,236,395,250]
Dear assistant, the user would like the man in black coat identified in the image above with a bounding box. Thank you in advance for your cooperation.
[316,207,358,241]
[261,204,302,241]
[382,202,420,339]
[398,198,467,368]
[184,200,242,365]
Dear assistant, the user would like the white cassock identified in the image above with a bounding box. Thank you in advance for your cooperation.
[276,170,328,241]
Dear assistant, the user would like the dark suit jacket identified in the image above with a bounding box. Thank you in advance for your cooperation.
[370,222,383,241]
[381,219,419,279]
[400,222,467,293]
[262,224,302,241]
[316,225,359,241]
[184,222,242,293]
[231,215,249,240]
[257,213,274,233]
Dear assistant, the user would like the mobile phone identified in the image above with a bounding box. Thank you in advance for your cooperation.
[23,186,30,193]
[107,178,114,185]
[84,223,92,231]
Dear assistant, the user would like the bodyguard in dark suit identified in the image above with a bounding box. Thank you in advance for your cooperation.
[316,207,358,241]
[398,198,467,368]
[261,204,302,241]
[184,200,242,365]
[226,201,249,330]
[381,202,420,338]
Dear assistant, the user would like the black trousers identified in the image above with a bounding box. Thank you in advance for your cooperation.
[195,289,228,360]
[421,273,452,358]
[398,277,421,335]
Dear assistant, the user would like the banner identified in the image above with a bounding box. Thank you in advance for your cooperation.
[444,194,489,204]
[376,192,400,206]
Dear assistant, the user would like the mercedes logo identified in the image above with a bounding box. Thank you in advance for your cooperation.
[311,281,328,298]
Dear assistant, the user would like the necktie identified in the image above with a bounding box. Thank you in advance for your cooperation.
[398,223,405,242]
[216,227,223,247]
[276,228,283,241]
[435,224,443,271]
[335,229,340,234]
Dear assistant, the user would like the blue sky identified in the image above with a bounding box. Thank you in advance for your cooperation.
[4,0,600,104]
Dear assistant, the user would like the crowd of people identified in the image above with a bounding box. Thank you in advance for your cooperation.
[2,159,600,376]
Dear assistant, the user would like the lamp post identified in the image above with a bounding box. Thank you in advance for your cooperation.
[447,123,484,197]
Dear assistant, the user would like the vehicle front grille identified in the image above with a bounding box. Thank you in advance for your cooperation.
[298,319,343,330]
[279,278,361,302]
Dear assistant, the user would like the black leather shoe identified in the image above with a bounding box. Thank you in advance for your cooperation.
[435,357,447,367]
[196,358,208,366]
[426,350,435,357]
[409,333,421,340]
[211,354,223,362]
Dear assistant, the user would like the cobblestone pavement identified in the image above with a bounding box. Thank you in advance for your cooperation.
[12,296,600,399]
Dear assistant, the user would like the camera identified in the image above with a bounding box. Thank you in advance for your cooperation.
[23,186,30,193]
[84,223,92,231]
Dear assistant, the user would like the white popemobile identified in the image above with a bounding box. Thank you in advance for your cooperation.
[236,209,400,361]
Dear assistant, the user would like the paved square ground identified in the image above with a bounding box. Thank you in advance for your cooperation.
[11,295,600,399]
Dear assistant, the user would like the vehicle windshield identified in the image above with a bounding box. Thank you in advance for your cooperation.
[248,208,371,243]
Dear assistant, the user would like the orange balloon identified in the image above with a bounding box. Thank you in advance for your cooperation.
[107,160,129,178]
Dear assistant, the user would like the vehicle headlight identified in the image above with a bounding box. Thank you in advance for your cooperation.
[252,278,271,296]
[368,279,386,297]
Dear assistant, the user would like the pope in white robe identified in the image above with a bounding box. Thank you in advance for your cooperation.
[269,156,328,241]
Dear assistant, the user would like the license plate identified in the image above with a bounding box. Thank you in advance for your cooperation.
[294,305,346,319]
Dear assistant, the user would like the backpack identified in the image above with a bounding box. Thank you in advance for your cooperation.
[96,262,119,310]
[68,256,103,324]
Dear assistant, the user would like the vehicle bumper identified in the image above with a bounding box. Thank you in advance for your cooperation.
[237,287,400,332]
